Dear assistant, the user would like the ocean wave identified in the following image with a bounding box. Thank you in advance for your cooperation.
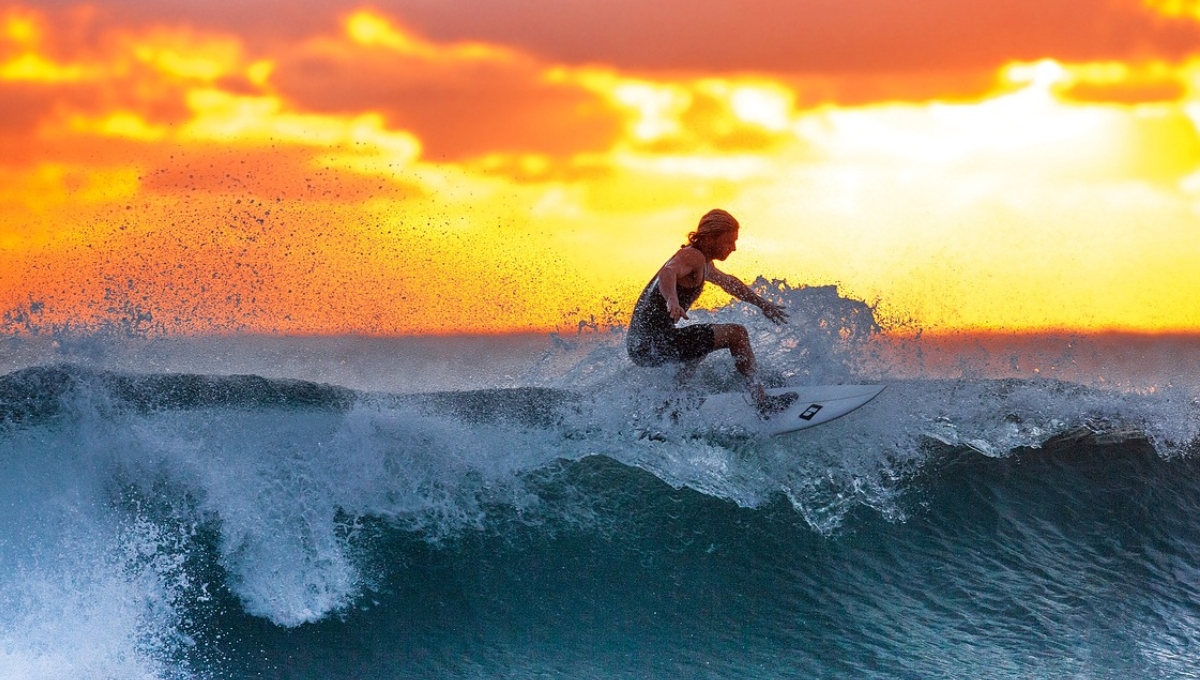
[0,364,356,431]
[2,283,1200,677]
[0,366,1196,676]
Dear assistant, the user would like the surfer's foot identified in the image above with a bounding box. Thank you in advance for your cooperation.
[674,360,701,385]
[756,391,799,419]
[654,399,684,423]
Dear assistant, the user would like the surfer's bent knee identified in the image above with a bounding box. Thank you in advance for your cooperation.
[712,324,751,351]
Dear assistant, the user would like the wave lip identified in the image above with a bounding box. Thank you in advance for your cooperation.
[0,364,356,429]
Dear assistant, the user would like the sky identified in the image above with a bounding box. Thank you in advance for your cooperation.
[2,0,1200,335]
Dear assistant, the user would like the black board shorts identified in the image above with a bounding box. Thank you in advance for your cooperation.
[627,323,717,367]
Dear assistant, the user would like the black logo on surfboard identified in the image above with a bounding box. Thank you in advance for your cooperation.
[798,404,822,421]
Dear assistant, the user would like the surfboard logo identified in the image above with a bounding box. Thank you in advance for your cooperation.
[798,404,822,421]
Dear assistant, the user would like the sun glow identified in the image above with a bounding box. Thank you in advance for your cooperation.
[131,31,242,81]
[1144,0,1200,20]
[2,4,1200,335]
[344,9,514,62]
[609,79,693,142]
[726,83,795,132]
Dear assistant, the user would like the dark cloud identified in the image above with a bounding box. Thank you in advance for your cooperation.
[21,0,339,50]
[270,43,623,160]
[0,83,57,138]
[358,0,1200,74]
[0,81,116,167]
[0,74,188,170]
[15,0,1200,121]
[27,0,1200,77]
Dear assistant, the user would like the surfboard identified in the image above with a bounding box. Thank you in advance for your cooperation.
[699,384,885,436]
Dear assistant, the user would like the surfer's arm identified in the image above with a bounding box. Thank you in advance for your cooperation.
[657,249,705,322]
[707,266,789,325]
[656,267,687,322]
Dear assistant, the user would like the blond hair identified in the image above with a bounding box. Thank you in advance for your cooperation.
[685,208,739,247]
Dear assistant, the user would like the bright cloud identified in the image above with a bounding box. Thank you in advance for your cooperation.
[2,4,1200,335]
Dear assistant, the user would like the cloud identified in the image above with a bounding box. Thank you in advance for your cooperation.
[369,0,1200,75]
[268,11,622,160]
[1057,61,1192,103]
[23,1,1200,76]
[9,2,1200,127]
[4,2,1200,334]
[1,6,627,168]
[0,82,57,151]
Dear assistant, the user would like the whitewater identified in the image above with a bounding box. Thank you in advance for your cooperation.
[2,281,1200,679]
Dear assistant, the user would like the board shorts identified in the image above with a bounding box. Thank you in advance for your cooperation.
[626,323,717,367]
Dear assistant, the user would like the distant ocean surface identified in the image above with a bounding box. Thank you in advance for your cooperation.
[2,283,1199,679]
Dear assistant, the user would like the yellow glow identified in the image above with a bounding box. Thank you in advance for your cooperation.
[183,89,422,168]
[246,59,273,86]
[344,9,514,62]
[0,163,140,214]
[68,111,168,141]
[131,31,242,81]
[2,11,87,82]
[1144,0,1200,19]
[715,81,796,132]
[188,91,311,143]
[581,73,804,144]
[4,8,1200,335]
[183,89,279,140]
[0,52,85,81]
[570,71,811,155]
[613,150,769,180]
[345,10,425,53]
[315,117,425,174]
[1003,59,1069,88]
[1062,61,1132,84]
[2,10,38,45]
[609,80,693,141]
[799,73,1121,169]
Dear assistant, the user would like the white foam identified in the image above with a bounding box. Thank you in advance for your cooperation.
[0,424,193,679]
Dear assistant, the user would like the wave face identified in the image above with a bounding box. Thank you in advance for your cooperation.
[2,283,1200,679]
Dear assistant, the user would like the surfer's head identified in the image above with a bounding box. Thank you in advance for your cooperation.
[686,208,740,260]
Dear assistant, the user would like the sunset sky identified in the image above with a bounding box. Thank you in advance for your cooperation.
[2,0,1200,335]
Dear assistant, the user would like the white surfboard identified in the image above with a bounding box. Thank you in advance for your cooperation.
[699,384,885,436]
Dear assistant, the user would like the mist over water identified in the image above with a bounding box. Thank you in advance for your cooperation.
[2,280,1199,679]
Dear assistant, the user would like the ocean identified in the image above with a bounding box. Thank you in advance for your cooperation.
[2,282,1199,679]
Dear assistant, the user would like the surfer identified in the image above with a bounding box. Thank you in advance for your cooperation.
[627,209,798,417]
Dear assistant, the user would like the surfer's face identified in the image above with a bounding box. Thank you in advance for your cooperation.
[710,231,738,260]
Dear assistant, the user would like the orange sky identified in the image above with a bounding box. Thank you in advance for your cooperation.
[2,1,1200,335]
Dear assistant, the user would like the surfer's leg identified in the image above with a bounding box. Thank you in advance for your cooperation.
[675,359,702,384]
[712,324,797,416]
[671,324,717,384]
[712,324,757,381]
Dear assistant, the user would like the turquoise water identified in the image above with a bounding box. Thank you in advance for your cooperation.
[1,284,1198,679]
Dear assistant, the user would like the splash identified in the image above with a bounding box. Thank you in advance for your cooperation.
[528,278,886,390]
[1,281,1199,658]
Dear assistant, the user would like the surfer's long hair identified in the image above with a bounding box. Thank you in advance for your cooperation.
[684,208,739,247]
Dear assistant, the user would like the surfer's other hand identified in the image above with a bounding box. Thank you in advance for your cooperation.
[761,301,788,325]
[668,300,689,322]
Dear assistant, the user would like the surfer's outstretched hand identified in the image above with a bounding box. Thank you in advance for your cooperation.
[761,301,788,325]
